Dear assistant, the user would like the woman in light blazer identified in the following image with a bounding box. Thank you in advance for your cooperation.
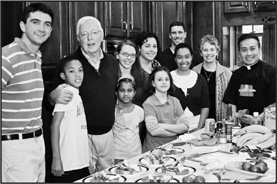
[193,34,232,121]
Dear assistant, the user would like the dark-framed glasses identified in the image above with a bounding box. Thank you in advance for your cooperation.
[120,52,137,59]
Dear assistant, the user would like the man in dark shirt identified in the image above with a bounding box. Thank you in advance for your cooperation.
[222,33,276,125]
[44,16,118,174]
[156,21,202,71]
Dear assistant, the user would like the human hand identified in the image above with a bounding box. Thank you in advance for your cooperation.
[49,84,73,105]
[241,114,253,124]
[51,158,64,176]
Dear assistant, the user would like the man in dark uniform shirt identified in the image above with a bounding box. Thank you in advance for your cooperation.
[222,33,276,125]
[156,21,202,71]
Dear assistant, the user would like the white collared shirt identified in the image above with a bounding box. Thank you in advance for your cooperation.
[81,47,104,70]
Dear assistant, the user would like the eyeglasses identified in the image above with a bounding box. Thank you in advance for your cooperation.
[120,52,137,59]
[80,30,101,38]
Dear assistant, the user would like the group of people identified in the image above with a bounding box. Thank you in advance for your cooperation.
[2,3,276,183]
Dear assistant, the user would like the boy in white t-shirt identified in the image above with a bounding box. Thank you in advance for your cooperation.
[51,57,89,182]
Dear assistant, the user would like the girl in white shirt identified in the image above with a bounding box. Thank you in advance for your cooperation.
[113,75,144,164]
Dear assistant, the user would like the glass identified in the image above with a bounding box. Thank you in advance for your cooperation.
[120,52,137,59]
[80,30,101,38]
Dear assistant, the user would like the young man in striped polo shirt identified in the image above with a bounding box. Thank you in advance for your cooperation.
[2,3,54,182]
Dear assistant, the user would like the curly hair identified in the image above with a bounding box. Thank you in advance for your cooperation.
[134,31,161,52]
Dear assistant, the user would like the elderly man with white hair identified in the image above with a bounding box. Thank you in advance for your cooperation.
[44,16,119,174]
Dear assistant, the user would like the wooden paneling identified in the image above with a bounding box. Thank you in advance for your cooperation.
[192,2,214,51]
[69,2,100,53]
[151,2,187,51]
[1,2,24,47]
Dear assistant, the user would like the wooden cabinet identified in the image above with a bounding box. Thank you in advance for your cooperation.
[224,1,275,13]
[224,2,251,13]
[253,1,276,12]
[104,2,147,39]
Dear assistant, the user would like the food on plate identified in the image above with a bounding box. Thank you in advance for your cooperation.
[115,163,141,175]
[204,138,218,146]
[193,175,205,183]
[156,164,195,176]
[141,154,174,165]
[90,172,121,182]
[140,174,173,182]
[241,162,252,171]
[224,161,267,176]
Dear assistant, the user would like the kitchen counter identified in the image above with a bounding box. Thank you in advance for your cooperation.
[75,128,276,182]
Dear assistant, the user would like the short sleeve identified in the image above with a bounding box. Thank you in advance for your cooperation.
[52,87,76,115]
[2,55,13,88]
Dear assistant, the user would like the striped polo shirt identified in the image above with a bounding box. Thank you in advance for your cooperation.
[2,38,44,135]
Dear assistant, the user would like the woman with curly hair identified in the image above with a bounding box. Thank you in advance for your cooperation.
[134,31,161,78]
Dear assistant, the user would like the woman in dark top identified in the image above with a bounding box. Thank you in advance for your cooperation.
[171,43,210,132]
[193,35,232,121]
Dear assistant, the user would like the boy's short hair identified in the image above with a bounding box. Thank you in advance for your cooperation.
[60,56,81,74]
[238,33,261,50]
[22,3,54,25]
[169,21,186,33]
[148,66,175,95]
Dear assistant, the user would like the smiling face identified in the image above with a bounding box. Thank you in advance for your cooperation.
[169,25,187,47]
[77,19,103,56]
[175,47,193,72]
[20,11,53,47]
[60,60,84,89]
[118,44,137,70]
[152,71,170,94]
[239,38,261,65]
[201,41,219,63]
[140,37,158,62]
[117,81,136,105]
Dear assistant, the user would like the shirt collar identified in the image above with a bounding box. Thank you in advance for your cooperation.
[14,37,42,59]
[152,94,171,106]
[244,60,260,70]
[81,47,104,62]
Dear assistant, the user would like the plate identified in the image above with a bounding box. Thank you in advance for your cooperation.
[151,147,185,156]
[82,173,127,182]
[155,164,196,177]
[139,156,177,167]
[108,164,149,177]
[135,177,179,183]
[224,165,268,177]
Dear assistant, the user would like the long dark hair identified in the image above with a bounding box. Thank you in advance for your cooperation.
[117,38,145,87]
[147,66,175,95]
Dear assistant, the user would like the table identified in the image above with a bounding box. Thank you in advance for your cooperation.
[75,128,276,182]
